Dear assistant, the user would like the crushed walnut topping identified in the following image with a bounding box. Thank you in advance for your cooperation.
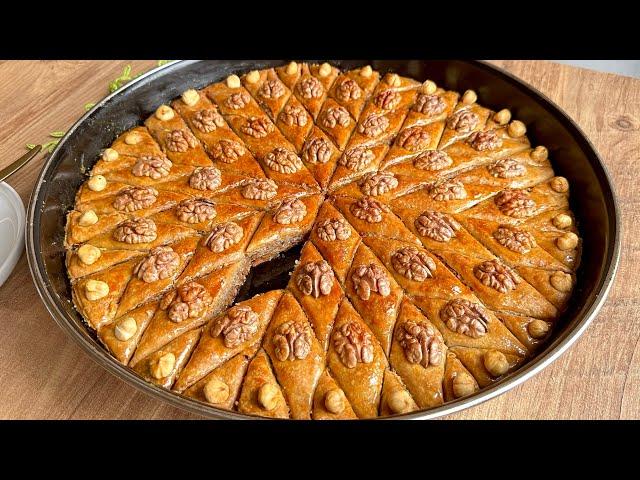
[241,178,278,200]
[473,259,521,293]
[440,299,489,338]
[166,129,198,152]
[113,218,157,244]
[415,211,461,242]
[133,246,180,283]
[211,305,259,348]
[350,196,389,223]
[297,76,323,99]
[447,109,479,133]
[193,109,224,133]
[281,104,308,127]
[113,186,158,212]
[132,155,172,179]
[211,139,245,163]
[332,321,374,368]
[322,106,351,128]
[303,137,331,164]
[265,147,303,174]
[358,112,389,138]
[487,158,526,178]
[176,198,217,224]
[493,226,537,254]
[352,263,391,300]
[467,129,502,151]
[391,246,437,282]
[259,79,285,99]
[336,79,362,102]
[396,320,443,367]
[339,146,375,172]
[316,218,351,242]
[160,282,213,323]
[273,321,312,361]
[359,172,398,196]
[225,91,251,110]
[241,116,273,138]
[205,222,244,253]
[413,93,446,116]
[189,166,222,191]
[413,150,453,171]
[374,90,401,110]
[273,198,306,225]
[429,180,467,201]
[297,260,334,298]
[397,126,431,151]
[494,189,537,218]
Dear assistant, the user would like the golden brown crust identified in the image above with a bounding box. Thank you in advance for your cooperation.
[312,369,357,420]
[237,349,290,418]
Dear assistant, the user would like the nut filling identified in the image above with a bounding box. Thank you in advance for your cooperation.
[160,282,213,323]
[415,211,461,242]
[113,218,157,244]
[414,150,453,171]
[391,246,437,282]
[359,172,398,196]
[494,189,537,218]
[211,305,259,348]
[473,260,521,293]
[396,320,444,367]
[316,218,351,241]
[166,129,198,152]
[176,199,217,224]
[132,156,172,179]
[134,246,180,283]
[113,186,158,212]
[493,226,536,253]
[297,260,334,298]
[205,222,244,253]
[273,198,307,225]
[350,196,389,223]
[273,321,312,361]
[440,299,489,338]
[352,263,391,300]
[333,322,374,368]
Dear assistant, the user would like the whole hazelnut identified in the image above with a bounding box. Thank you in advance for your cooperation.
[318,63,332,77]
[102,148,119,162]
[452,372,476,398]
[87,175,107,192]
[360,65,373,78]
[151,352,175,379]
[286,61,298,75]
[493,108,512,125]
[77,210,99,227]
[556,232,579,251]
[552,213,573,229]
[527,319,550,339]
[246,70,260,84]
[181,89,200,106]
[226,74,241,89]
[84,279,109,301]
[421,79,437,94]
[203,378,230,404]
[77,244,101,265]
[483,350,509,377]
[550,271,573,292]
[462,89,477,105]
[508,120,527,137]
[550,176,569,193]
[114,316,137,341]
[388,390,413,414]
[324,389,345,414]
[257,383,279,411]
[124,131,143,145]
[155,105,175,121]
[531,145,548,161]
[387,73,401,87]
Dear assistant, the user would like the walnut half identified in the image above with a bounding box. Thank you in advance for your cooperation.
[273,321,312,361]
[440,299,489,338]
[211,305,259,348]
[315,218,351,242]
[391,246,437,282]
[133,246,180,283]
[414,211,460,242]
[473,259,521,293]
[113,186,158,212]
[160,281,213,323]
[396,320,443,368]
[350,196,389,223]
[176,199,217,224]
[332,321,374,368]
[296,260,334,298]
[113,218,157,244]
[205,222,244,253]
[352,263,391,300]
[265,147,303,174]
[272,198,307,225]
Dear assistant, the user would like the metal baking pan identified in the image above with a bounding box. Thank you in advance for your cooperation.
[25,60,621,419]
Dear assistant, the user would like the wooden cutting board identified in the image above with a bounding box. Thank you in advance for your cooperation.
[0,60,637,419]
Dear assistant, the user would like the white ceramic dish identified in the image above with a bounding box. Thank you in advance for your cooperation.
[0,182,25,287]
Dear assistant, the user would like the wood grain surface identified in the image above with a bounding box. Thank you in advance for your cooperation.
[0,60,637,420]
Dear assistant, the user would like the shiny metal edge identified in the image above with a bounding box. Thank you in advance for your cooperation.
[25,59,622,420]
